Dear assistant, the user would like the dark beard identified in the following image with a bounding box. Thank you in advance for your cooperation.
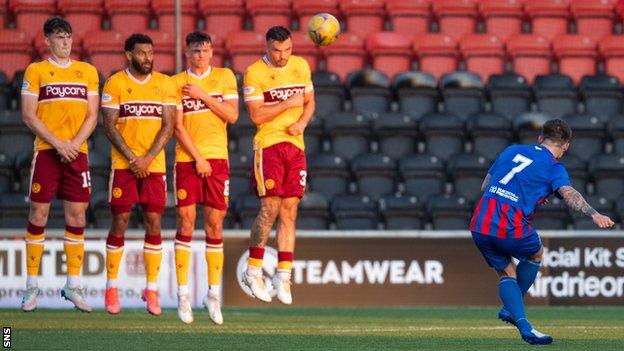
[131,57,152,75]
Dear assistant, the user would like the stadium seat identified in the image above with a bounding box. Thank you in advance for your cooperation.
[89,150,111,194]
[312,71,344,115]
[553,35,597,86]
[34,35,81,61]
[199,0,244,38]
[373,112,419,160]
[580,74,622,123]
[419,113,465,159]
[413,34,459,80]
[428,194,473,230]
[340,0,386,38]
[0,111,33,160]
[304,114,324,155]
[589,154,624,201]
[307,153,350,199]
[0,0,6,30]
[203,33,226,68]
[0,193,30,228]
[331,194,379,230]
[599,35,624,84]
[559,154,588,192]
[615,197,624,227]
[571,0,615,42]
[293,0,339,32]
[440,71,485,121]
[10,0,56,39]
[366,32,413,80]
[351,152,397,200]
[346,69,392,113]
[533,74,578,118]
[83,30,126,77]
[141,30,176,73]
[58,0,104,41]
[0,71,10,113]
[532,196,569,230]
[290,31,320,71]
[228,152,252,199]
[226,31,265,74]
[105,0,151,34]
[386,0,431,38]
[459,34,505,83]
[10,70,24,110]
[571,195,614,229]
[152,0,197,35]
[399,153,446,201]
[448,153,489,201]
[297,192,330,229]
[323,32,366,82]
[479,0,523,41]
[432,0,478,42]
[14,150,32,194]
[0,30,33,81]
[0,152,13,194]
[561,114,605,162]
[232,111,256,158]
[487,74,532,120]
[324,112,372,160]
[525,0,571,41]
[379,193,426,229]
[608,115,624,155]
[506,34,552,84]
[393,71,439,118]
[247,0,292,33]
[467,112,512,161]
[513,111,552,144]
[236,193,261,229]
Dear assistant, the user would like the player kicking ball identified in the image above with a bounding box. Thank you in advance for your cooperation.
[470,119,614,345]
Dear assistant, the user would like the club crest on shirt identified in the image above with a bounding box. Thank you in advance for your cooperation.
[74,70,83,78]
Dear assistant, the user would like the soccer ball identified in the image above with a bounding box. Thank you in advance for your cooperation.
[307,13,341,46]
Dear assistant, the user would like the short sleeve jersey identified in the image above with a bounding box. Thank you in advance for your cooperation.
[243,55,313,151]
[21,59,99,153]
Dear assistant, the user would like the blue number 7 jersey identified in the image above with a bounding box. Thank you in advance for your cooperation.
[470,144,571,238]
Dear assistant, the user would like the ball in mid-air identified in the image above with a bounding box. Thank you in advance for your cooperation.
[307,13,341,46]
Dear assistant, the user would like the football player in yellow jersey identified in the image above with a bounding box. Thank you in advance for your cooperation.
[100,34,177,316]
[171,31,238,325]
[242,26,315,305]
[20,17,99,313]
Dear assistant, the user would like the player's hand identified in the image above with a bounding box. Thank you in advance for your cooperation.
[592,213,615,229]
[284,93,304,108]
[130,155,153,178]
[287,121,306,136]
[195,158,212,178]
[182,84,205,101]
[54,140,79,163]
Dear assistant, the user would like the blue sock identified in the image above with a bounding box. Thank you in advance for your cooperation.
[499,277,531,332]
[517,260,541,295]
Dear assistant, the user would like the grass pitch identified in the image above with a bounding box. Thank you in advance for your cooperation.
[1,306,623,350]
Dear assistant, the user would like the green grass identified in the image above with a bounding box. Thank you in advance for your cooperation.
[1,307,624,350]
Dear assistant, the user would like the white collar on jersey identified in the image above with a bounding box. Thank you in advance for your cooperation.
[187,66,212,80]
[47,57,72,69]
[262,55,288,71]
[125,68,152,85]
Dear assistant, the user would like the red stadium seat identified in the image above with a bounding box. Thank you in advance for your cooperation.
[0,30,33,80]
[366,32,413,80]
[152,0,198,35]
[571,0,615,42]
[182,32,227,68]
[0,0,8,29]
[507,34,552,84]
[144,30,176,74]
[58,0,104,42]
[293,0,339,31]
[226,31,266,74]
[553,35,597,85]
[104,0,150,34]
[413,33,458,80]
[199,0,245,38]
[386,0,431,38]
[479,0,524,41]
[322,32,366,82]
[10,0,57,39]
[34,34,81,61]
[525,0,570,41]
[432,0,478,42]
[247,0,292,33]
[291,31,320,71]
[340,0,386,38]
[83,30,126,77]
[460,34,505,82]
[599,35,624,84]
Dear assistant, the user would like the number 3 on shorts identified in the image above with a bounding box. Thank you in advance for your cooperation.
[299,170,307,187]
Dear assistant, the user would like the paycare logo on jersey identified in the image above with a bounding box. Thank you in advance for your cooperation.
[236,246,279,298]
[120,102,163,118]
[181,94,222,114]
[38,83,87,101]
[263,85,305,103]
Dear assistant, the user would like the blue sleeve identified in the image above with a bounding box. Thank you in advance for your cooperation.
[550,163,571,193]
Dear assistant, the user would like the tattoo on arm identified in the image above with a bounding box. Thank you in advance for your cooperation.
[559,186,597,217]
[102,107,136,161]
[146,105,175,158]
[250,199,280,247]
[481,174,491,192]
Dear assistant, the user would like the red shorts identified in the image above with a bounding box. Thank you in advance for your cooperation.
[29,149,90,203]
[251,142,307,198]
[175,159,229,210]
[109,169,167,214]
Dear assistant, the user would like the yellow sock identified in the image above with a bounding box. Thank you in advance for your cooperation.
[206,239,224,286]
[25,223,45,276]
[174,234,192,286]
[64,226,84,276]
[144,234,163,285]
[106,234,125,280]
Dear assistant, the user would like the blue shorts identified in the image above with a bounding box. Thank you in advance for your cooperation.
[471,231,542,272]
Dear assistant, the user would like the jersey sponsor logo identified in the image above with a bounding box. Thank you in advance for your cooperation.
[38,84,88,101]
[181,94,223,114]
[119,102,163,118]
[263,85,305,103]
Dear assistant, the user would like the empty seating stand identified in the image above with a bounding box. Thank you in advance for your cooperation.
[448,153,490,201]
[0,0,6,29]
[525,0,571,41]
[373,112,419,160]
[247,0,292,34]
[58,0,104,41]
[199,0,244,38]
[419,112,465,158]
[590,154,624,201]
[340,0,386,38]
[323,32,366,82]
[428,194,473,230]
[291,31,320,71]
[571,0,615,42]
[0,30,33,81]
[440,71,485,121]
[226,31,265,74]
[467,112,512,161]
[487,74,532,120]
[11,0,56,39]
[152,0,197,35]
[83,31,126,77]
[563,114,605,162]
[387,0,431,38]
[399,153,446,201]
[307,153,350,199]
[533,74,578,118]
[293,0,339,31]
[553,35,598,85]
[580,74,622,123]
[297,192,330,229]
[347,69,392,113]
[105,0,151,34]
[351,152,397,200]
[599,35,624,84]
[366,32,413,80]
[460,34,505,83]
[413,33,458,80]
[607,115,624,154]
[479,0,523,41]
[507,34,552,84]
[394,71,439,118]
[324,112,372,160]
[331,194,379,229]
[433,0,478,42]
[380,193,427,229]
[312,71,345,115]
